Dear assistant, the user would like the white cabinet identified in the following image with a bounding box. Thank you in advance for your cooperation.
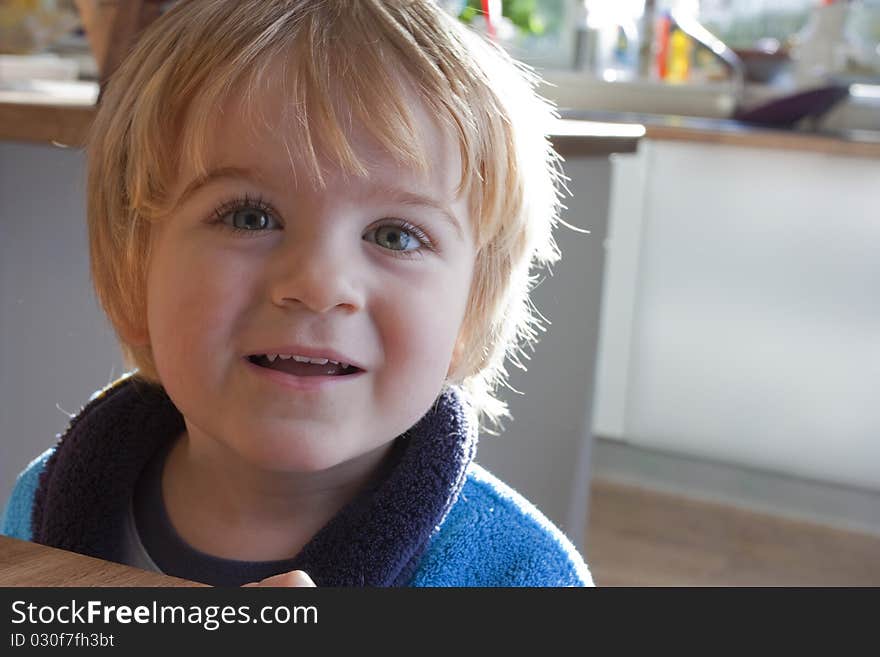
[594,139,880,492]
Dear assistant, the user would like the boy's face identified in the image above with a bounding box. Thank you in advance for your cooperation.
[139,83,475,475]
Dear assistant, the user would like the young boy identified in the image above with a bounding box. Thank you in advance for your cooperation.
[1,0,592,587]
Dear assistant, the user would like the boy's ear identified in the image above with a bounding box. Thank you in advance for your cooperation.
[119,319,150,346]
[447,339,465,379]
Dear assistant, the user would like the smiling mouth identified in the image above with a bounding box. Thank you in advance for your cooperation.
[246,355,362,377]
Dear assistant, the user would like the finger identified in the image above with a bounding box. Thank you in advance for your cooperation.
[244,570,316,587]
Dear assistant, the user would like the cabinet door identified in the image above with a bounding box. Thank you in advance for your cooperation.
[594,139,880,492]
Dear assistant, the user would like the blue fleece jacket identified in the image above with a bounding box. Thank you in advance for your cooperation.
[1,374,591,587]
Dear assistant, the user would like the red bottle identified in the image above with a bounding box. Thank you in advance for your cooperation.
[655,11,671,80]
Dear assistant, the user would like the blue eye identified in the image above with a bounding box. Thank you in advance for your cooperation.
[364,220,433,259]
[212,195,279,234]
[230,207,273,230]
[373,225,420,251]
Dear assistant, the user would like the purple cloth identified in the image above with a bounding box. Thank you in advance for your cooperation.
[31,375,477,586]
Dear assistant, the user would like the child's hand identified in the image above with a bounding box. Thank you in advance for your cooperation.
[241,570,316,587]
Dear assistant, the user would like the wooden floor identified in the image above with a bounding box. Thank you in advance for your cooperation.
[586,478,880,587]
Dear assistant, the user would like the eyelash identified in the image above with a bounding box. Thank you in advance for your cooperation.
[209,194,436,260]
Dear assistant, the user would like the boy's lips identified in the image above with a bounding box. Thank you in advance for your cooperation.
[242,342,366,385]
[243,345,366,372]
[243,355,366,391]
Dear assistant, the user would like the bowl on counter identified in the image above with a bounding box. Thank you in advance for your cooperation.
[733,47,793,84]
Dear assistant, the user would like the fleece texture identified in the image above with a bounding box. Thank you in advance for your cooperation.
[1,374,591,587]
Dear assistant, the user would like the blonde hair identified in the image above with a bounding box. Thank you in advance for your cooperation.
[87,0,564,434]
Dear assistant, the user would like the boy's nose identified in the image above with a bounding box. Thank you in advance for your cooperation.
[268,236,364,314]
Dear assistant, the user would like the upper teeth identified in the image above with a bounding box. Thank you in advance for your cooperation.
[264,354,348,368]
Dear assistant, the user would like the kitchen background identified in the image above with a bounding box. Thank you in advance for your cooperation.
[1,0,878,584]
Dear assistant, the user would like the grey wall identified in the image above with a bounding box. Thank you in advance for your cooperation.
[0,142,123,507]
[0,141,611,553]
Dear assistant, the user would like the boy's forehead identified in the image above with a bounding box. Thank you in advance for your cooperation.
[186,80,464,197]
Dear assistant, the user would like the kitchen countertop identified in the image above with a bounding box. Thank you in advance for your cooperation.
[3,84,879,158]
[562,108,880,158]
[0,101,94,145]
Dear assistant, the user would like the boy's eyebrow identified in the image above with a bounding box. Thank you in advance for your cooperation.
[365,184,464,240]
[176,167,465,240]
[176,166,263,206]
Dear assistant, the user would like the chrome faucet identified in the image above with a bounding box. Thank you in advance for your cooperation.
[670,9,746,103]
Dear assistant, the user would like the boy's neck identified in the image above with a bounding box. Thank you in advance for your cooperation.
[160,431,396,562]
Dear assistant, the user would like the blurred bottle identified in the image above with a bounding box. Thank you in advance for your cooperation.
[654,10,671,80]
[665,21,693,82]
[791,0,851,85]
[572,1,597,71]
[585,0,640,82]
[637,0,657,79]
[605,17,638,80]
[654,7,718,84]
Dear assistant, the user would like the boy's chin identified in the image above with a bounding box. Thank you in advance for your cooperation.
[228,434,395,476]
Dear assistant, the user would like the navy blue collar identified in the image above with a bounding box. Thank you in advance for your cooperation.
[31,374,478,586]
